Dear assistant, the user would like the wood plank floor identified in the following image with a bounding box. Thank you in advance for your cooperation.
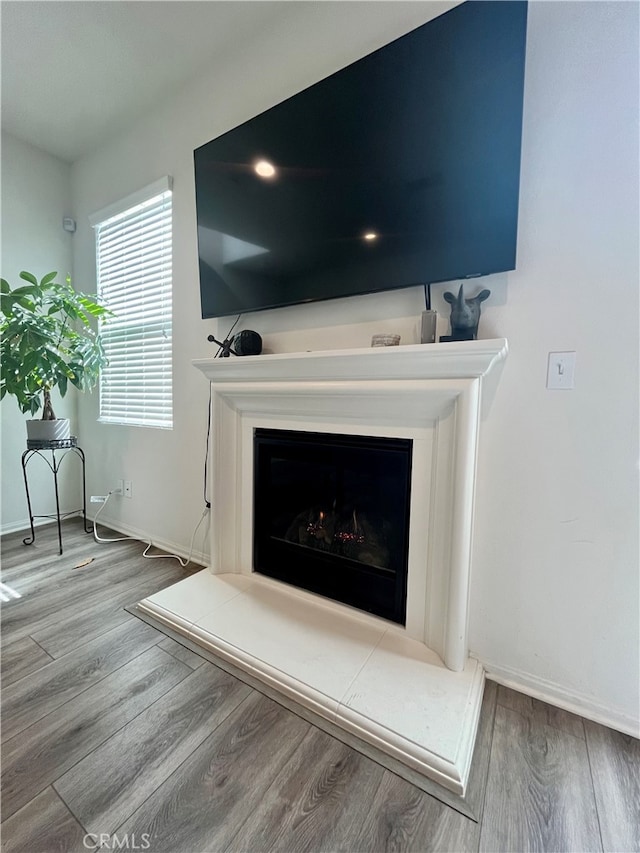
[1,520,638,853]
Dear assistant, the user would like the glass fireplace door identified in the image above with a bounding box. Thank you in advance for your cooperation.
[253,429,412,624]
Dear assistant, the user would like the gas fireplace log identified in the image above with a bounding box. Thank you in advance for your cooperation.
[285,508,390,569]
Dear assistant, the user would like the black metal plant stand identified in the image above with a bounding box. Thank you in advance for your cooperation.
[21,437,92,555]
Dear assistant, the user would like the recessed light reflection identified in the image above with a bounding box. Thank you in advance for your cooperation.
[254,160,276,179]
[363,232,378,241]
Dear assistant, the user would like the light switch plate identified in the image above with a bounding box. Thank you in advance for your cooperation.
[547,351,576,390]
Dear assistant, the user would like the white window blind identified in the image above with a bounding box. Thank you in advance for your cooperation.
[93,179,173,428]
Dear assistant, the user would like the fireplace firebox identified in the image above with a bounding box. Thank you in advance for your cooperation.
[253,429,412,624]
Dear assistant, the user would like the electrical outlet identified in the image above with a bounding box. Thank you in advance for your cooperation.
[116,479,124,496]
[124,480,133,499]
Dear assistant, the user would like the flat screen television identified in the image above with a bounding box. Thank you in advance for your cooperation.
[194,0,528,319]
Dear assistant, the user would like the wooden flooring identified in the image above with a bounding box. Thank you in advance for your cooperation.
[1,520,638,853]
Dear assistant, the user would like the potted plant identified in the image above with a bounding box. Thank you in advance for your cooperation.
[0,270,111,442]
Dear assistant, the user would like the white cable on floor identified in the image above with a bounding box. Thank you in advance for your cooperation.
[142,507,209,567]
[93,491,209,567]
[93,491,135,543]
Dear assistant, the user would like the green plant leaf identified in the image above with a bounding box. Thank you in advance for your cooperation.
[22,350,40,373]
[1,271,110,408]
[26,374,42,392]
[63,304,78,320]
[73,309,91,326]
[81,306,110,320]
[0,294,14,317]
[19,271,38,285]
[18,333,31,359]
[1,279,10,294]
[14,295,36,311]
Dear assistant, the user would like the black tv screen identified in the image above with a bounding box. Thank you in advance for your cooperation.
[195,0,527,319]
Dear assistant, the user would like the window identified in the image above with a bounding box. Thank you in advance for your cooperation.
[90,178,173,428]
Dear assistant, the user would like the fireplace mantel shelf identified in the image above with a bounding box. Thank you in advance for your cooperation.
[193,337,508,384]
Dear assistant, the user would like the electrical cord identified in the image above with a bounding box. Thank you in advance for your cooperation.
[95,371,216,560]
[93,492,134,544]
[423,283,432,311]
[204,382,212,509]
[203,314,241,505]
[93,491,209,567]
[141,507,209,567]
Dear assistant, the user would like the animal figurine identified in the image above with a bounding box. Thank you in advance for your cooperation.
[441,284,490,341]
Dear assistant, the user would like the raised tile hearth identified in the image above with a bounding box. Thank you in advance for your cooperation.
[138,339,507,797]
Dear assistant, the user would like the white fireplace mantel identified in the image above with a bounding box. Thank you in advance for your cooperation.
[193,338,507,672]
[192,338,507,386]
[139,339,507,797]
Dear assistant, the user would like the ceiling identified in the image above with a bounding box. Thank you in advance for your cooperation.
[0,1,294,163]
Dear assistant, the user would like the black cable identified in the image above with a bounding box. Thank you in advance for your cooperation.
[423,283,431,311]
[203,382,212,509]
[226,313,242,338]
[204,313,242,507]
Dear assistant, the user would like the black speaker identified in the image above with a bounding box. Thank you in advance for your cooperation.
[231,330,262,356]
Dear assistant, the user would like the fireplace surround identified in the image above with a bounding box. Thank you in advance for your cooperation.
[138,339,507,797]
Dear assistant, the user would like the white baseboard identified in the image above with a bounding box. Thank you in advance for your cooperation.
[476,655,639,738]
[1,514,81,537]
[87,511,209,569]
[2,511,209,569]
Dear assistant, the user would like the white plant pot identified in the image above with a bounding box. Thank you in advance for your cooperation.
[26,418,71,442]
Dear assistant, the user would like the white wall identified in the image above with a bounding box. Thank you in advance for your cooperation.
[0,132,79,532]
[70,1,639,732]
[469,1,639,733]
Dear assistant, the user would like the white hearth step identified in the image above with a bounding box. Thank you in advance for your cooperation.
[138,569,484,795]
